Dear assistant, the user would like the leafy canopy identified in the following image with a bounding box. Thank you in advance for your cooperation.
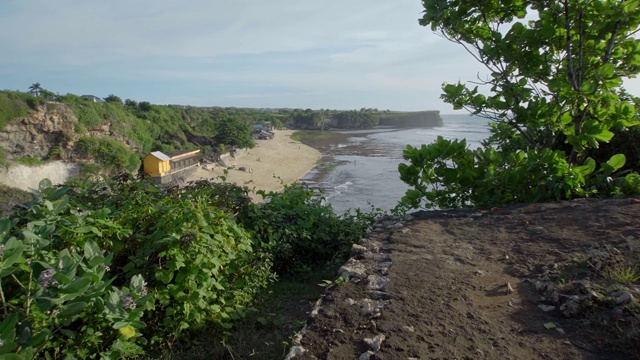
[398,0,640,210]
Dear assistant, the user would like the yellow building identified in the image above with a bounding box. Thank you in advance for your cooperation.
[143,149,201,183]
[143,151,171,177]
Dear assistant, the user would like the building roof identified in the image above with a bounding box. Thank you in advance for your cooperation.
[148,151,171,161]
[165,149,201,160]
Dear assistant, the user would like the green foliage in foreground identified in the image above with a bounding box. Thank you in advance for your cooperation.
[398,0,640,211]
[398,137,640,211]
[0,176,378,358]
[246,185,381,274]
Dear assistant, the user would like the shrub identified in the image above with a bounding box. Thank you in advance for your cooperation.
[15,156,45,166]
[75,136,141,172]
[397,137,640,211]
[244,183,379,275]
[0,176,278,356]
[0,180,151,359]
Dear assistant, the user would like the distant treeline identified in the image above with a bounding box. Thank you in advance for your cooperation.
[290,108,443,129]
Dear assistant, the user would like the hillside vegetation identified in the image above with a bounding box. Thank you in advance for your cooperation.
[0,90,441,175]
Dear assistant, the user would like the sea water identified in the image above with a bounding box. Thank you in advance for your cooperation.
[308,114,492,213]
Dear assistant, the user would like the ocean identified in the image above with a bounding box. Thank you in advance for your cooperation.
[305,114,492,214]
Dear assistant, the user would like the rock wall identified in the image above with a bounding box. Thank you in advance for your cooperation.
[0,161,81,191]
[0,103,79,160]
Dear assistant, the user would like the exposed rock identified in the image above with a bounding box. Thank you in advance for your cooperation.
[367,275,389,290]
[359,351,375,360]
[284,346,306,359]
[560,299,581,317]
[538,304,556,312]
[0,103,78,159]
[363,334,386,351]
[351,244,369,258]
[615,291,634,305]
[339,259,368,279]
[359,298,388,316]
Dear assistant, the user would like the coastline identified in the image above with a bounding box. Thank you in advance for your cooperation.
[184,129,322,201]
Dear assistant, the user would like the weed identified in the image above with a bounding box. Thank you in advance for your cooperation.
[603,265,640,284]
[15,156,46,165]
[319,275,351,287]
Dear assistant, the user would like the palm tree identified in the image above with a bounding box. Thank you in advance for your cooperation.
[28,83,42,97]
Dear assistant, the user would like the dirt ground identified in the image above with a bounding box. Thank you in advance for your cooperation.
[292,196,640,359]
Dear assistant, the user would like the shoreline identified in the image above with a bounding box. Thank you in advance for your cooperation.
[184,129,323,201]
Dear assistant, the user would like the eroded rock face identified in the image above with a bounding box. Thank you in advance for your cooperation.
[0,103,79,159]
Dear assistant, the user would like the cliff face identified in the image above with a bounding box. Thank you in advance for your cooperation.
[0,103,79,160]
[0,102,137,162]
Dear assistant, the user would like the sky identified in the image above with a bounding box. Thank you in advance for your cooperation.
[1,1,638,112]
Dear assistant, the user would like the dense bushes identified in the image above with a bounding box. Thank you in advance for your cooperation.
[75,136,141,172]
[0,175,377,358]
[245,184,378,274]
[398,137,640,211]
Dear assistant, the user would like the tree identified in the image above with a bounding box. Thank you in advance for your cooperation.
[421,0,639,162]
[28,83,42,97]
[104,94,123,104]
[397,0,640,210]
[39,89,55,100]
[138,101,152,112]
[215,116,255,149]
[124,99,138,107]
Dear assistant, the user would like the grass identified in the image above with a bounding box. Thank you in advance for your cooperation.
[291,130,346,145]
[603,265,640,284]
[15,156,46,166]
[152,267,339,360]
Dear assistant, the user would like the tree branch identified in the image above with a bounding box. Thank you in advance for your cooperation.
[603,20,621,64]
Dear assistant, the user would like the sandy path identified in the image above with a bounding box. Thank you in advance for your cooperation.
[185,130,322,201]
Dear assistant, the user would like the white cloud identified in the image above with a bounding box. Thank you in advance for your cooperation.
[15,0,624,111]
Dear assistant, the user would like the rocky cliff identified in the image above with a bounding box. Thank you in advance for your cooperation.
[0,103,79,160]
[0,102,139,162]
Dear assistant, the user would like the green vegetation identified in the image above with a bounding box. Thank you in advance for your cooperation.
[0,176,378,358]
[376,111,442,127]
[333,109,378,128]
[214,115,255,149]
[15,156,46,166]
[75,136,141,172]
[398,0,640,211]
[291,130,340,143]
[0,92,32,129]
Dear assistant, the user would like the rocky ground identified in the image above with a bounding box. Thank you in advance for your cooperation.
[287,196,640,359]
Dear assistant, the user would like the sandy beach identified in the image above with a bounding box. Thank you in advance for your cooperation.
[185,130,322,201]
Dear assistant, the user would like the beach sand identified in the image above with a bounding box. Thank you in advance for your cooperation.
[185,130,322,201]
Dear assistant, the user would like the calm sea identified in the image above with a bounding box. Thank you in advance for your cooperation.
[305,114,492,213]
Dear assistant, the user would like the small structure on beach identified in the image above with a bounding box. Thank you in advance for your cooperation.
[143,149,201,184]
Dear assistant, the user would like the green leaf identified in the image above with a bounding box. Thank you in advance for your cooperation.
[58,277,91,295]
[60,302,88,317]
[606,154,626,172]
[0,238,24,271]
[594,129,614,142]
[575,158,596,176]
[16,320,32,345]
[38,178,53,190]
[84,240,99,259]
[0,313,17,340]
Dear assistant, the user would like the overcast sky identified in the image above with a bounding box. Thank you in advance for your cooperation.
[1,1,638,112]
